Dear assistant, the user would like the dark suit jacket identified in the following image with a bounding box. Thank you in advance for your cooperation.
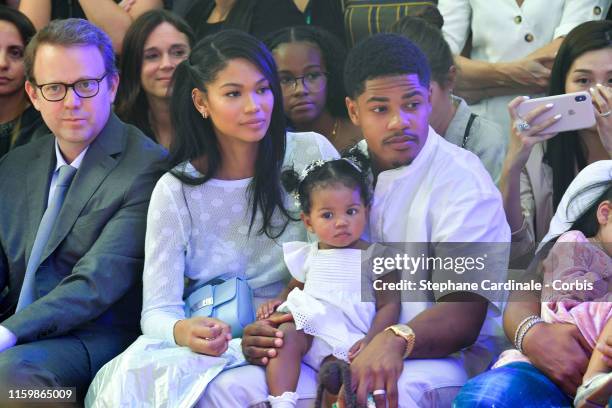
[0,113,166,371]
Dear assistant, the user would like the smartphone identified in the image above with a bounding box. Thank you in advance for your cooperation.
[516,91,596,134]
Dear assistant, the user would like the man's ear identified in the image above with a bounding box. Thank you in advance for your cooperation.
[300,212,314,233]
[597,200,611,225]
[346,96,360,126]
[192,88,209,118]
[25,80,41,111]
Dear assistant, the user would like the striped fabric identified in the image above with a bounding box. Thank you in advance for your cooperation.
[343,0,438,47]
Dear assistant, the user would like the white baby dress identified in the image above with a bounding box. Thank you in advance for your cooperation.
[278,241,379,368]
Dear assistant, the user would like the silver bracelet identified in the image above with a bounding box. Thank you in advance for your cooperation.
[513,315,540,349]
[516,317,544,353]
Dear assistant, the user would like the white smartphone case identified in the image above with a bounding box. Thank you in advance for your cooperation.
[516,91,596,134]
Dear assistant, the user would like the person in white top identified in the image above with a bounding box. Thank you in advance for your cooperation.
[438,0,610,136]
[256,152,400,408]
[84,30,338,406]
[336,34,510,407]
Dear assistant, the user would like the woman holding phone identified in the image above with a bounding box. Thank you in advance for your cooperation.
[452,19,612,408]
[500,20,612,260]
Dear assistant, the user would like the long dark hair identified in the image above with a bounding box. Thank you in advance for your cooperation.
[169,29,291,239]
[563,181,612,239]
[0,6,36,148]
[115,9,194,139]
[264,25,349,119]
[545,20,612,210]
[0,6,36,45]
[186,0,257,40]
[389,15,453,88]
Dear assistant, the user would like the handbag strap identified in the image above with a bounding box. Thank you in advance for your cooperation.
[462,113,477,149]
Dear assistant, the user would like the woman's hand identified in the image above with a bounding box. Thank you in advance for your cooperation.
[256,299,283,320]
[522,322,591,396]
[501,57,552,91]
[506,96,561,170]
[173,317,232,356]
[589,84,612,156]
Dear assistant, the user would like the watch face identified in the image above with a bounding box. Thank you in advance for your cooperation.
[395,324,413,336]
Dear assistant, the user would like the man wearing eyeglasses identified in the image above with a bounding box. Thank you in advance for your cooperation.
[0,18,166,404]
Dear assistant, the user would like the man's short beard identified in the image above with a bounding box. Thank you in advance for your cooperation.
[391,158,413,169]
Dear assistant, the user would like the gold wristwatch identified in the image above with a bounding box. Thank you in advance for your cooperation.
[385,324,415,358]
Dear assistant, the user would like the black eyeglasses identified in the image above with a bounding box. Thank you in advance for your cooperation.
[35,73,108,102]
[279,71,328,92]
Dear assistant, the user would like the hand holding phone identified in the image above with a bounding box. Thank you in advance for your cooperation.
[516,91,596,134]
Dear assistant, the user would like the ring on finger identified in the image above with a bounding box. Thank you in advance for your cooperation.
[372,389,386,396]
[599,110,612,118]
[515,119,531,132]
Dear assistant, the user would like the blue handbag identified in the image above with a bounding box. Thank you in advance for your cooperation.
[184,277,255,338]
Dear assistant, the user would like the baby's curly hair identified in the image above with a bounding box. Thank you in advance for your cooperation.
[281,148,371,214]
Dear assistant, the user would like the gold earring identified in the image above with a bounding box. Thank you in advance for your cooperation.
[203,112,208,119]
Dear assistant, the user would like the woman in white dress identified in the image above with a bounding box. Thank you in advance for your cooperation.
[86,29,337,407]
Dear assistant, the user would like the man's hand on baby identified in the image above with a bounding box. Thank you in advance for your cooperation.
[241,313,294,365]
[256,299,283,320]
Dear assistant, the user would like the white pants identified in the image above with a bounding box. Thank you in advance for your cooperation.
[198,356,469,408]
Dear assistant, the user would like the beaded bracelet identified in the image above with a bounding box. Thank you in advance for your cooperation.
[515,316,544,353]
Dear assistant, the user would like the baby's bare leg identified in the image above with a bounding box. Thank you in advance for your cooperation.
[266,322,312,396]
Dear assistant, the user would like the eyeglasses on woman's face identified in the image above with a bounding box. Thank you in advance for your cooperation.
[278,71,328,93]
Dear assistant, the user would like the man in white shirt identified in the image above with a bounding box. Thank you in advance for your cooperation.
[335,33,511,407]
[0,19,165,404]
